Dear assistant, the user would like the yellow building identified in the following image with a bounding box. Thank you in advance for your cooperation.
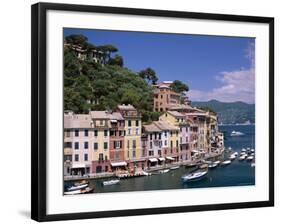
[89,111,111,173]
[117,105,142,171]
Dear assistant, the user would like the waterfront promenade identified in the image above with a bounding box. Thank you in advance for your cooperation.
[64,150,224,181]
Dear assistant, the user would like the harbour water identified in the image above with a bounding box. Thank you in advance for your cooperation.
[72,124,255,193]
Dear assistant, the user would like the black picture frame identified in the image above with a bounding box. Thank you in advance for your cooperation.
[31,2,274,222]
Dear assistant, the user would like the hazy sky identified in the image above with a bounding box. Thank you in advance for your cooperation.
[64,28,255,103]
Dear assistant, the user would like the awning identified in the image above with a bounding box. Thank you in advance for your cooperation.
[166,156,175,161]
[158,157,165,161]
[72,163,86,169]
[111,161,127,167]
[149,158,158,163]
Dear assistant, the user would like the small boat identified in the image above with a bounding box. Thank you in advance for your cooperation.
[251,149,255,153]
[64,187,94,195]
[202,160,212,164]
[239,155,247,160]
[229,155,236,160]
[141,171,151,176]
[228,147,232,150]
[181,170,208,182]
[251,163,255,167]
[213,160,221,165]
[159,169,170,174]
[185,162,200,168]
[230,131,244,136]
[251,153,255,156]
[208,163,218,168]
[221,160,231,165]
[66,180,89,192]
[199,164,208,169]
[170,166,180,170]
[241,148,246,152]
[103,179,120,186]
[246,156,254,161]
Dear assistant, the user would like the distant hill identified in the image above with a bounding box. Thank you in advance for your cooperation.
[191,100,255,124]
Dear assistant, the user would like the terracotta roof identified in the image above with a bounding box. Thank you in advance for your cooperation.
[108,112,124,120]
[89,111,109,119]
[143,123,162,133]
[64,114,92,128]
[167,111,185,117]
[154,121,179,131]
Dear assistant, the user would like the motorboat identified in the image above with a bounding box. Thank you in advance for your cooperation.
[246,156,254,161]
[199,164,208,169]
[213,160,221,165]
[64,187,94,195]
[241,148,246,152]
[181,170,208,182]
[239,155,247,160]
[251,149,255,153]
[103,179,120,186]
[230,131,244,136]
[208,163,218,168]
[229,154,236,160]
[66,180,89,192]
[221,160,231,165]
[159,169,170,174]
[170,166,180,170]
[251,163,255,167]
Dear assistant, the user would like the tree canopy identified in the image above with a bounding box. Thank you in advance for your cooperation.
[138,67,158,85]
[170,80,189,93]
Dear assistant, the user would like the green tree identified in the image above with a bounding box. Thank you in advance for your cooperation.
[170,80,189,93]
[108,55,124,67]
[138,67,158,85]
[65,34,88,46]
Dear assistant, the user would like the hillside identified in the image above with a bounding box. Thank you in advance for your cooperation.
[192,100,255,124]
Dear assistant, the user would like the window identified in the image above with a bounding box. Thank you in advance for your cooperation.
[74,142,79,150]
[165,140,167,146]
[114,141,122,149]
[154,133,157,139]
[170,141,173,149]
[105,155,108,161]
[149,151,154,156]
[164,131,167,137]
[104,130,108,137]
[84,154,88,161]
[158,150,161,156]
[136,120,139,126]
[136,128,139,135]
[159,133,161,139]
[150,134,152,140]
[127,140,130,149]
[119,130,122,136]
[94,142,98,150]
[128,120,132,127]
[98,153,103,161]
[99,120,104,125]
[104,142,108,150]
[74,154,79,162]
[75,129,79,137]
[128,128,131,135]
[64,142,72,148]
[84,129,88,137]
[84,142,88,149]
[94,130,98,137]
[176,140,179,147]
[132,151,136,158]
[133,140,136,149]
[150,142,152,149]
[65,130,71,137]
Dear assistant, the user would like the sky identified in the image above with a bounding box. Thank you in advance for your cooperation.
[64,28,255,104]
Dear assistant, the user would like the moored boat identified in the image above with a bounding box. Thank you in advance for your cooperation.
[103,179,120,186]
[159,169,170,174]
[64,187,94,195]
[230,131,244,136]
[229,154,236,160]
[66,180,89,192]
[221,160,231,165]
[170,166,180,170]
[181,170,208,182]
[208,163,218,168]
[251,163,255,167]
[239,155,247,161]
[213,160,221,165]
[246,156,254,161]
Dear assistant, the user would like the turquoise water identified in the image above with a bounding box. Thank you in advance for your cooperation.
[76,125,255,193]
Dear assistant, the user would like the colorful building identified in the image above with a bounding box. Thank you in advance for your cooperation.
[116,105,143,172]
